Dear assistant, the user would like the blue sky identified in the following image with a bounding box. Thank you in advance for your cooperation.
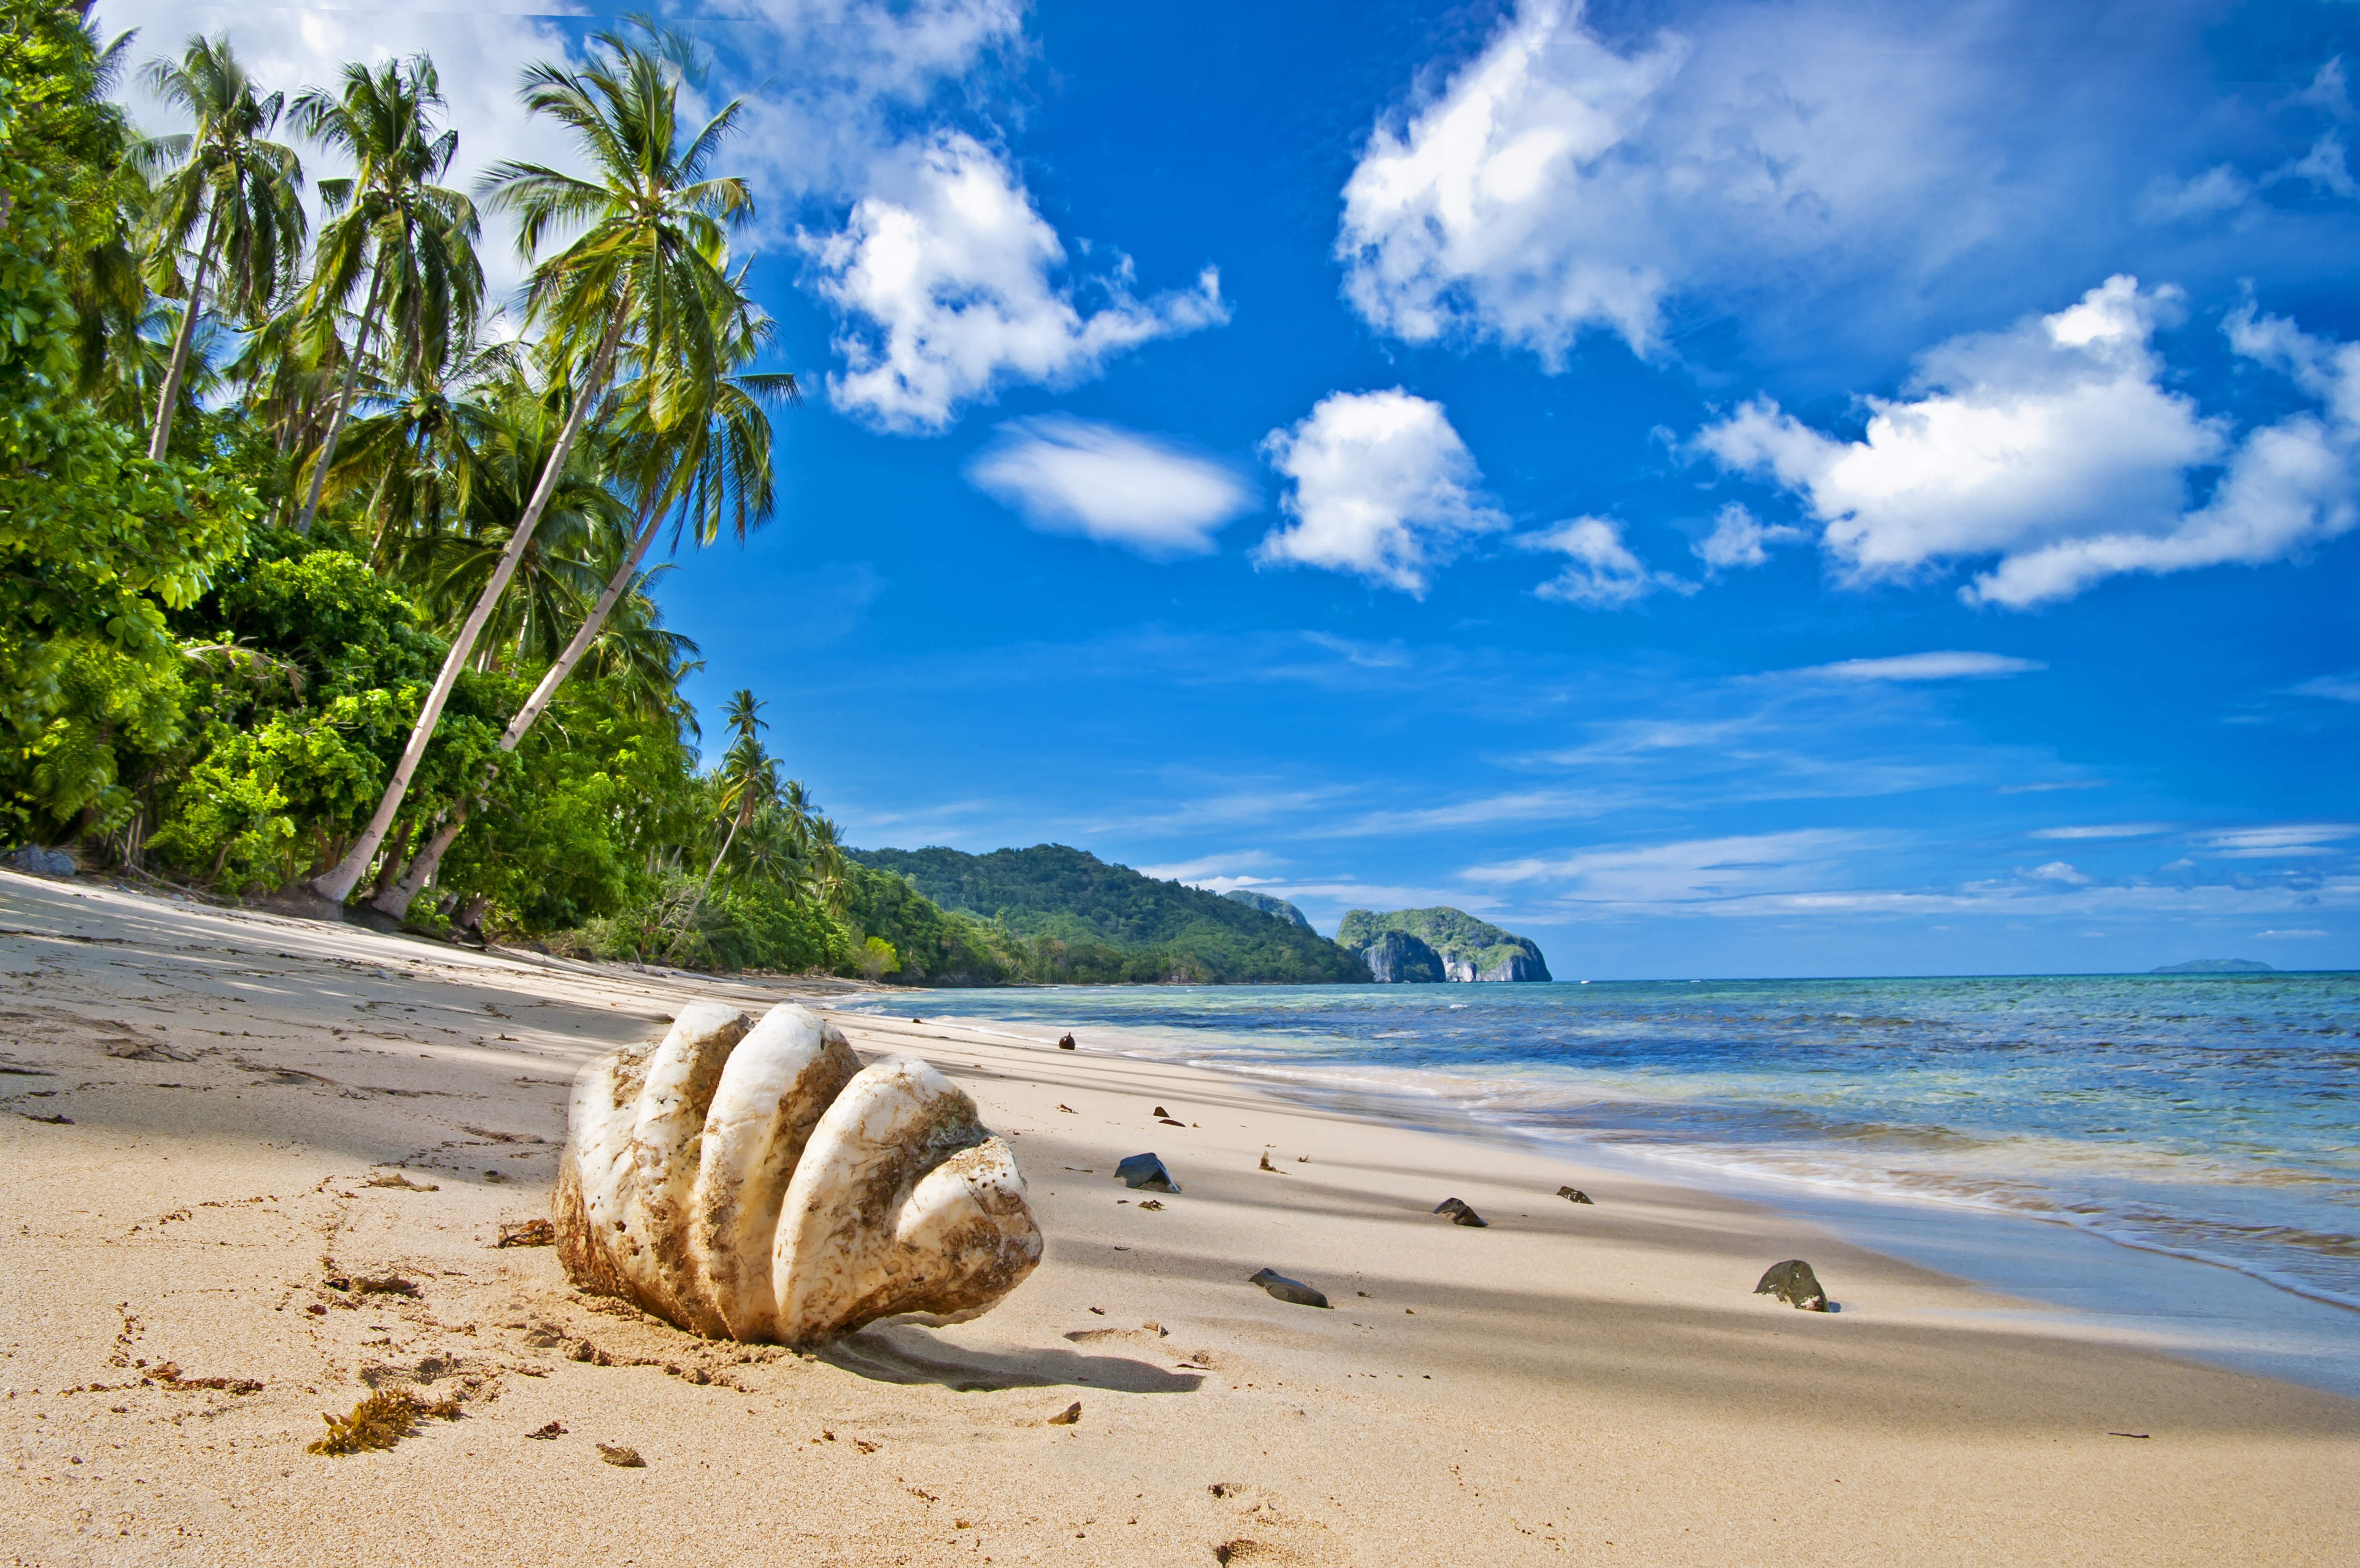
[109,0,2360,976]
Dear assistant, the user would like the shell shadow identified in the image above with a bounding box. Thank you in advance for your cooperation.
[817,1320,1205,1395]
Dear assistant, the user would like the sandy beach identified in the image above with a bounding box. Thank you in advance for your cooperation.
[0,868,2352,1567]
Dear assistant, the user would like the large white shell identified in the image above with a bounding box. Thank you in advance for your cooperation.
[553,1005,1040,1345]
[688,1006,861,1340]
[772,1056,1043,1343]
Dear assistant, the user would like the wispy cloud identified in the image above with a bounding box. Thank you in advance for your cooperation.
[2203,824,2360,857]
[2255,928,2330,939]
[2288,673,2360,703]
[1787,651,2047,683]
[2028,823,2173,839]
[965,417,1257,557]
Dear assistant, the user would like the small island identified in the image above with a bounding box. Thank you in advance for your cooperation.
[2151,958,2276,974]
[1338,906,1552,982]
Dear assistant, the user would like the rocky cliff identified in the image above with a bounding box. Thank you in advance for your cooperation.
[1337,907,1551,983]
[1223,888,1312,929]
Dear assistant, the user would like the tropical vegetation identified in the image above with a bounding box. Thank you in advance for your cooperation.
[0,1,904,978]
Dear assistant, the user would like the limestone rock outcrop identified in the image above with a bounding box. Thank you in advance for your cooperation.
[554,1001,1042,1344]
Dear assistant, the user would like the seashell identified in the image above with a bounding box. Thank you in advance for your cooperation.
[554,1003,1041,1344]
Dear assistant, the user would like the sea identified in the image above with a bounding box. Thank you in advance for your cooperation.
[840,972,2360,1398]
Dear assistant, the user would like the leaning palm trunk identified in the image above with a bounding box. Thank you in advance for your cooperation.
[366,499,666,916]
[292,256,387,535]
[666,791,756,960]
[147,213,220,461]
[308,300,632,906]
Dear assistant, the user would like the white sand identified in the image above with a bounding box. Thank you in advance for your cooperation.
[1,870,2352,1566]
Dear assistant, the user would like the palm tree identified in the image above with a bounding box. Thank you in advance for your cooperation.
[136,34,305,461]
[287,55,482,535]
[311,22,752,906]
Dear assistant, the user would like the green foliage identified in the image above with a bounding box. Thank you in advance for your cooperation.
[1336,907,1552,982]
[836,861,1009,986]
[849,845,1370,985]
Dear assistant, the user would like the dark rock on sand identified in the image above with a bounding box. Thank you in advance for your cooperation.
[1248,1268,1331,1309]
[1115,1152,1180,1192]
[2,846,74,878]
[1058,1034,1076,1049]
[1433,1197,1488,1227]
[1755,1259,1829,1311]
[1557,1186,1593,1204]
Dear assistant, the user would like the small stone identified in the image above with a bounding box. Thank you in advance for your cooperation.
[1432,1197,1488,1227]
[1754,1259,1829,1311]
[1045,1401,1082,1425]
[1247,1268,1331,1309]
[1557,1186,1594,1204]
[1115,1153,1179,1192]
[1153,1106,1170,1118]
[1058,1034,1076,1049]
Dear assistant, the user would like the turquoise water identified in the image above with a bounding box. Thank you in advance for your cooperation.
[844,973,2360,1313]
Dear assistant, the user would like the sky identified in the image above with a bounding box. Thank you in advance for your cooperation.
[101,0,2360,978]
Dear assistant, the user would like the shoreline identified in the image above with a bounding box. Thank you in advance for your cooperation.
[1,870,2354,1565]
[848,994,2360,1403]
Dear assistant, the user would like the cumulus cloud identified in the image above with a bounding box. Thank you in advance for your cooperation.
[1698,276,2360,607]
[964,416,1256,557]
[2026,861,2091,885]
[1334,0,2076,365]
[1256,390,1509,595]
[1693,503,1804,572]
[1790,651,2046,682]
[806,136,1227,433]
[1522,517,1685,608]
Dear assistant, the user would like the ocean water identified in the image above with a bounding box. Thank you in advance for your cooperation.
[843,973,2360,1318]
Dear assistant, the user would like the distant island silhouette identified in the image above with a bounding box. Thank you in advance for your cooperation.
[2150,958,2275,974]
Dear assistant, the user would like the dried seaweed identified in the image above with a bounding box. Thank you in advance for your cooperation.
[497,1219,555,1248]
[306,1387,461,1456]
[596,1442,645,1468]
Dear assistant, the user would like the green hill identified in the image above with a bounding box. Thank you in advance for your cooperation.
[849,845,1371,985]
[1337,906,1551,982]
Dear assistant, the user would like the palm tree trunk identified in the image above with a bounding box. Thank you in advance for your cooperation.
[147,214,221,462]
[293,255,387,536]
[308,297,633,906]
[362,498,668,914]
[371,805,468,919]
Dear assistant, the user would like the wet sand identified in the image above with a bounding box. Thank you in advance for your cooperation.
[0,870,2352,1566]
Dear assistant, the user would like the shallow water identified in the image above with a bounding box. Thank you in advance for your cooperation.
[845,973,2360,1315]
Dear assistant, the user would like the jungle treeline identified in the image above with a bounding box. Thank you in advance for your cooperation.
[0,1,1004,979]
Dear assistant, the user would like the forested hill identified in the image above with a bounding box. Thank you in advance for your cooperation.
[849,845,1370,985]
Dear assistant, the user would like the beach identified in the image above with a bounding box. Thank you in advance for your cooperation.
[1,869,2353,1567]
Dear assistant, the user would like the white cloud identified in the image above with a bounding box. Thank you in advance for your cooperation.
[1334,0,2059,365]
[2268,133,2360,199]
[1789,651,2045,683]
[1699,276,2360,607]
[2026,861,2091,885]
[1693,503,1803,572]
[2289,673,2360,702]
[2137,165,2252,223]
[2204,824,2360,858]
[964,416,1255,557]
[1464,829,1879,905]
[1522,516,1683,608]
[1255,389,1508,595]
[806,135,1227,433]
[2029,823,2172,839]
[2255,928,2330,939]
